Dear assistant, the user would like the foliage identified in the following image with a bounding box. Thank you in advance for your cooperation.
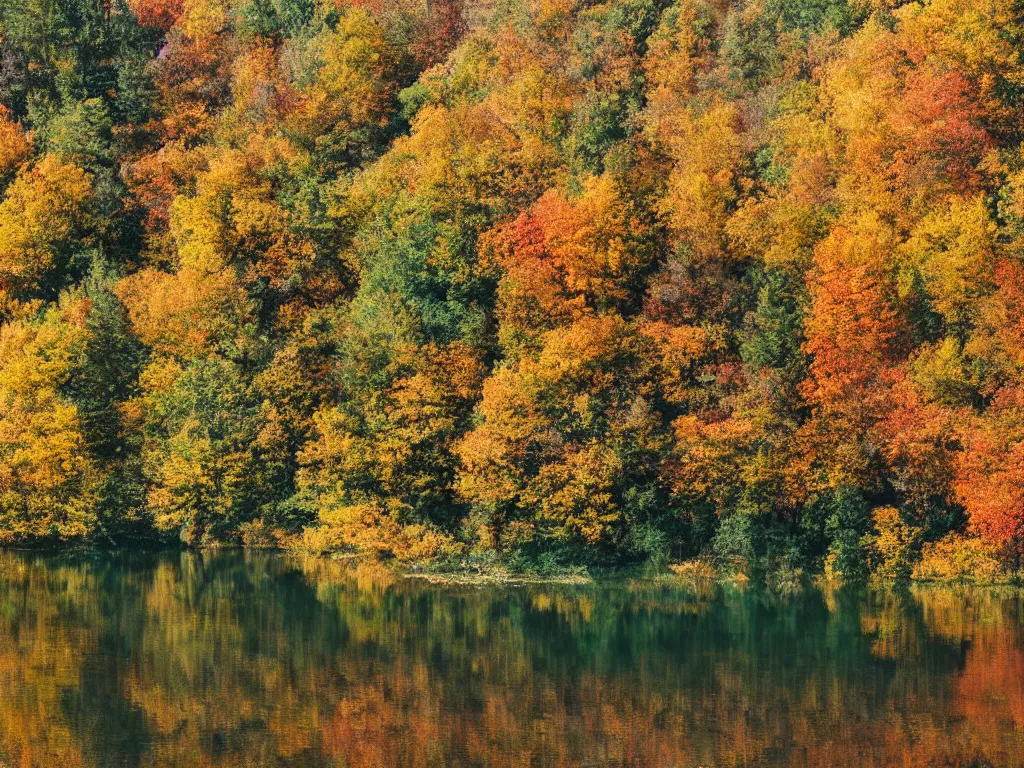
[0,301,99,543]
[912,533,1005,584]
[0,0,1020,580]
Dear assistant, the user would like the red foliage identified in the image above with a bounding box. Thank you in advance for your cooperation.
[887,66,992,193]
[412,0,469,67]
[127,0,185,32]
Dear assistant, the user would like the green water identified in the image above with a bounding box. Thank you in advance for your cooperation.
[0,551,1022,768]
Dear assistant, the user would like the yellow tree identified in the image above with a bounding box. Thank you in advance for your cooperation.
[0,301,100,543]
[0,155,93,310]
[458,315,674,557]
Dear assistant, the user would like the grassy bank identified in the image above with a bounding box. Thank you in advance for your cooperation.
[390,555,1024,589]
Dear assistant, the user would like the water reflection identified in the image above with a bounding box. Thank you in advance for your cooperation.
[0,551,1022,767]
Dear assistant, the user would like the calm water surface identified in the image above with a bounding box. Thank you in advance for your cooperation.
[1,551,1023,768]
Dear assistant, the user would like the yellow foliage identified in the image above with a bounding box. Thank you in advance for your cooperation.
[643,0,718,102]
[656,100,747,262]
[179,0,229,39]
[669,559,718,580]
[0,303,99,543]
[458,315,660,548]
[292,8,395,141]
[912,533,1004,583]
[115,267,253,357]
[0,155,92,305]
[300,502,464,561]
[868,506,922,578]
[899,194,997,328]
[910,337,976,407]
[530,444,622,545]
[354,100,552,224]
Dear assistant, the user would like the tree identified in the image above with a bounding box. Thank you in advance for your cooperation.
[139,356,285,544]
[0,107,30,182]
[0,300,100,543]
[0,155,93,309]
[458,315,677,561]
[127,0,186,31]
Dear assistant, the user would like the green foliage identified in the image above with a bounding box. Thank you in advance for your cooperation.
[741,268,806,377]
[821,488,871,581]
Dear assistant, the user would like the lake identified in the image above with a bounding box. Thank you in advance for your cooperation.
[0,551,1022,767]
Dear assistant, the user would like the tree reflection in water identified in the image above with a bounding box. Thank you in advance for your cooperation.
[0,551,1021,767]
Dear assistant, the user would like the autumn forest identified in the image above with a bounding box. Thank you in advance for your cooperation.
[0,0,1022,580]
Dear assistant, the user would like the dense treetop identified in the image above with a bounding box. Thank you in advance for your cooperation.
[1,0,1023,578]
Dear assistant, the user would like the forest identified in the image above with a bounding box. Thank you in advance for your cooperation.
[0,0,1022,580]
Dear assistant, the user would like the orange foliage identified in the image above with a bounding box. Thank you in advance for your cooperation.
[115,267,253,358]
[955,387,1024,551]
[484,174,659,356]
[0,106,30,179]
[803,214,905,424]
[127,0,185,31]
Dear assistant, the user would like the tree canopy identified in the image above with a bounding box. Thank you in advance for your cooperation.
[1,0,1023,578]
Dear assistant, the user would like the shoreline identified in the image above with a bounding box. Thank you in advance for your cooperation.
[3,546,1022,589]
